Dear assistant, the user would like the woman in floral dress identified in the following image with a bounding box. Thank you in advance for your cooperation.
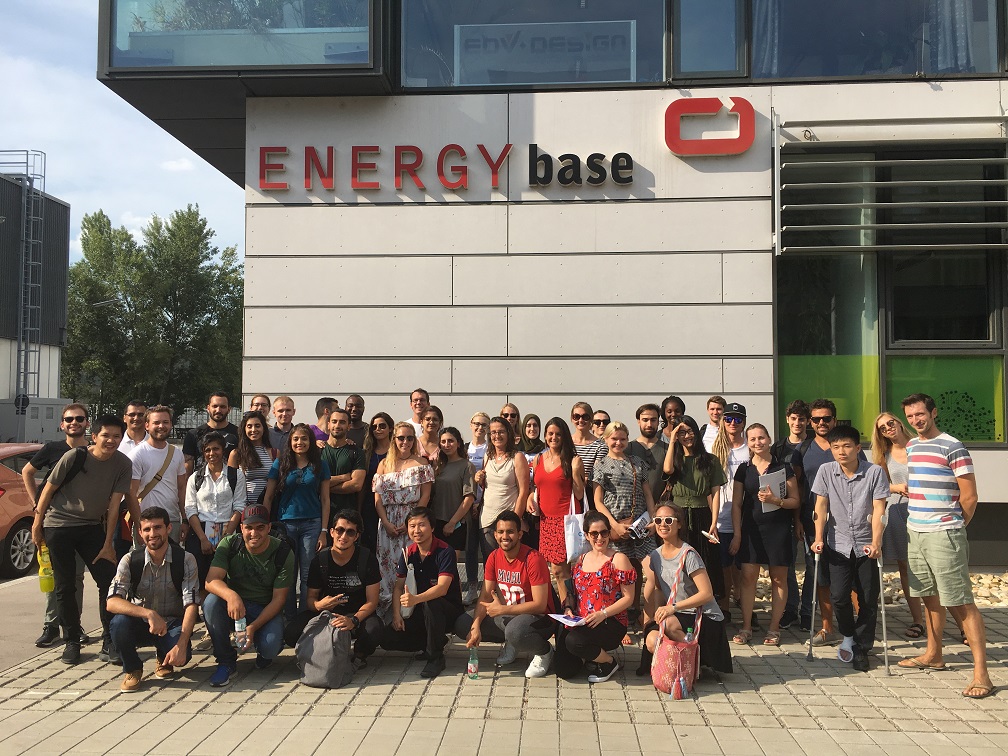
[373,421,434,621]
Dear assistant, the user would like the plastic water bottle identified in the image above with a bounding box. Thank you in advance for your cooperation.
[467,649,479,679]
[684,626,694,643]
[38,547,54,593]
[234,617,247,651]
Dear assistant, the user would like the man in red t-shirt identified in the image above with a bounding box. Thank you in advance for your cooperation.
[466,511,557,678]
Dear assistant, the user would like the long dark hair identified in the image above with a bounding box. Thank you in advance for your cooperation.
[276,423,322,497]
[668,415,715,485]
[520,413,545,454]
[235,411,272,471]
[438,427,465,466]
[364,411,393,461]
[543,417,575,480]
[655,502,689,543]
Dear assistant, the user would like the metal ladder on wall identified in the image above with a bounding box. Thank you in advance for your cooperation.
[0,150,46,413]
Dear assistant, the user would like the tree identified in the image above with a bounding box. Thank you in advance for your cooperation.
[62,206,243,419]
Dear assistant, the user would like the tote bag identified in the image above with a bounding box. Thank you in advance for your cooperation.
[564,491,591,563]
[651,546,702,699]
[399,548,419,619]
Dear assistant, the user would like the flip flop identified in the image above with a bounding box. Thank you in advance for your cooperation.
[897,658,947,670]
[621,634,633,646]
[904,623,925,639]
[963,683,996,699]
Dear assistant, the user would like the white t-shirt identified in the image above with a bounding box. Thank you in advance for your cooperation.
[129,442,187,522]
[702,423,719,453]
[404,420,423,437]
[118,432,148,454]
[718,443,750,533]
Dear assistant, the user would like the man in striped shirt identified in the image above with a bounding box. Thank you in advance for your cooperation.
[897,393,994,699]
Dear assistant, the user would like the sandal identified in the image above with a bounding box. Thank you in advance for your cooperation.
[963,683,996,699]
[904,623,925,639]
[732,630,752,645]
[763,631,780,647]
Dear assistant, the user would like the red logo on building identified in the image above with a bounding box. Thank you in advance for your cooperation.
[664,97,755,156]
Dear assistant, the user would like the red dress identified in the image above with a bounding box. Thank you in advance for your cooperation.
[533,455,575,565]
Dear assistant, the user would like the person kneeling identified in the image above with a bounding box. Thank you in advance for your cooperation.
[465,511,557,678]
[811,425,889,672]
[107,506,200,692]
[380,507,464,678]
[203,505,294,686]
[284,509,383,670]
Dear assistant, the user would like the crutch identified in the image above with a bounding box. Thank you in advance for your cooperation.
[806,549,820,662]
[872,509,891,675]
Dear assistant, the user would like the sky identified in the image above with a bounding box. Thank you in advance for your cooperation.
[1,0,245,262]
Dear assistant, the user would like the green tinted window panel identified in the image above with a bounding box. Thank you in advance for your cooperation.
[777,355,880,441]
[886,356,1004,443]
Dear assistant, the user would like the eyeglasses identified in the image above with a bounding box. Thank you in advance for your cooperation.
[371,423,388,431]
[592,419,609,426]
[586,529,610,539]
[125,412,144,418]
[811,416,834,425]
[724,417,744,425]
[332,526,358,538]
[63,415,87,424]
[394,435,415,443]
[654,516,677,526]
[572,413,589,422]
[489,430,509,437]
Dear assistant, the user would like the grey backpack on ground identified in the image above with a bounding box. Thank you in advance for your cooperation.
[295,611,354,689]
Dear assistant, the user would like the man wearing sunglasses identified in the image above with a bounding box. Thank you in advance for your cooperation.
[22,403,94,649]
[284,509,383,670]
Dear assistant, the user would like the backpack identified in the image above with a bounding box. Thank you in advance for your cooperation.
[129,541,187,597]
[295,610,353,688]
[53,447,88,494]
[193,465,238,495]
[227,533,293,583]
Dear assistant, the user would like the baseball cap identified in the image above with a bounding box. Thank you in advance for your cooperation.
[724,402,747,419]
[242,504,270,525]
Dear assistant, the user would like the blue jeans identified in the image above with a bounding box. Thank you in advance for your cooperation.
[280,518,322,618]
[203,593,284,666]
[110,614,190,672]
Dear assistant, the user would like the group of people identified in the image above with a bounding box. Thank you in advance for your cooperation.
[23,387,994,699]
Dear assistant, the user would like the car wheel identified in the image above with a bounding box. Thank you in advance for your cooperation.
[1,518,36,578]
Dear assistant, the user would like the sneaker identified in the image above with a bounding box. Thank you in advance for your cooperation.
[496,643,518,666]
[121,670,143,692]
[779,609,799,629]
[209,663,235,687]
[462,583,480,606]
[587,659,620,684]
[254,654,273,670]
[78,630,92,645]
[852,647,870,673]
[35,624,60,648]
[61,642,81,665]
[155,663,174,679]
[98,641,121,665]
[525,647,553,679]
[798,615,812,632]
[414,650,432,661]
[351,655,368,672]
[807,630,842,647]
[420,655,446,678]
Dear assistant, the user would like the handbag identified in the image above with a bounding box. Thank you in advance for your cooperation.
[563,491,591,563]
[651,545,702,699]
[399,548,419,619]
[295,611,353,689]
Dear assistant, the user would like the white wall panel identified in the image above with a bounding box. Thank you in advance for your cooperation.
[244,359,453,396]
[723,359,774,394]
[453,254,723,306]
[722,252,773,303]
[244,307,507,357]
[246,204,508,256]
[246,257,453,307]
[507,305,772,357]
[506,200,771,255]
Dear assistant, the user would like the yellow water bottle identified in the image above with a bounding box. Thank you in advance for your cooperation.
[38,546,54,593]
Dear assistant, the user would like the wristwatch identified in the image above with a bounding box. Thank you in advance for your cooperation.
[351,615,361,630]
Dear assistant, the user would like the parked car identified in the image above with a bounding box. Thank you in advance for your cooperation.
[0,443,43,577]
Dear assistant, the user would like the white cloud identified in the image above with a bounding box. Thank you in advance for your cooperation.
[160,158,196,173]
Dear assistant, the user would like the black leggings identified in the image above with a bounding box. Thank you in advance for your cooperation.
[564,617,627,661]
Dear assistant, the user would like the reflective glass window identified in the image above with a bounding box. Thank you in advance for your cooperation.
[402,0,665,88]
[675,0,743,76]
[110,0,372,68]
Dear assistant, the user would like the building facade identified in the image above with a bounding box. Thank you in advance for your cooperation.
[99,1,1008,558]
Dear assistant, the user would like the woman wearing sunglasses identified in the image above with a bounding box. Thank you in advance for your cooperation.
[359,412,393,551]
[639,503,732,676]
[560,511,637,683]
[871,411,925,638]
[500,403,523,445]
[373,422,434,621]
[571,402,605,497]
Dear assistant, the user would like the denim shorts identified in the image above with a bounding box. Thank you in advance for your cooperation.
[907,527,973,607]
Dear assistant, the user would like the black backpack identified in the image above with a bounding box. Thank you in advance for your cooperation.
[129,541,187,596]
[193,465,239,495]
[53,447,89,493]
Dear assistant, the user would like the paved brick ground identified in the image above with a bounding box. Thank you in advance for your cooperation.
[1,606,1007,755]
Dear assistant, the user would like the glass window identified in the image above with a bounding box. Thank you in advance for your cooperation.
[110,0,372,68]
[674,0,743,76]
[753,0,999,79]
[402,0,665,88]
[886,355,1004,442]
[777,254,880,438]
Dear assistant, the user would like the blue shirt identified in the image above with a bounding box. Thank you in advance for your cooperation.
[810,459,890,557]
[268,459,331,521]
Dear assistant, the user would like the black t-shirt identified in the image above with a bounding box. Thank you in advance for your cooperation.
[183,423,240,468]
[28,440,72,502]
[307,545,380,615]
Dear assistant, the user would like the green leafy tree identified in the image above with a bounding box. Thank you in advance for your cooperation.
[62,206,243,418]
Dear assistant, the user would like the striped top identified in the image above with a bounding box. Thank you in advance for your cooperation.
[906,433,974,532]
[244,445,274,506]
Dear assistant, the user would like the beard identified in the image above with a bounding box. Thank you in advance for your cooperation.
[639,426,657,439]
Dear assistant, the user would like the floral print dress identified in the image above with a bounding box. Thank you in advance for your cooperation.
[572,553,637,626]
[373,463,435,621]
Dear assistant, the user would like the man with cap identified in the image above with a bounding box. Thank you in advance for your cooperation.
[713,402,750,620]
[203,504,294,686]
